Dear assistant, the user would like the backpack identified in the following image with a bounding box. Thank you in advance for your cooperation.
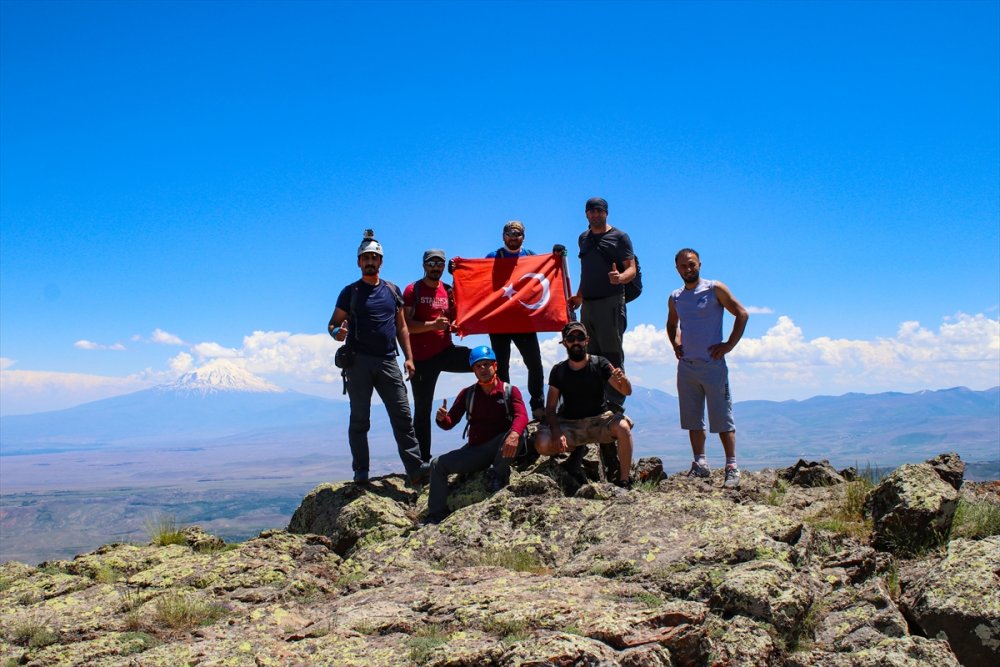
[462,381,513,439]
[582,232,642,303]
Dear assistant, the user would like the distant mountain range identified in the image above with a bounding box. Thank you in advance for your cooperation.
[1,360,997,474]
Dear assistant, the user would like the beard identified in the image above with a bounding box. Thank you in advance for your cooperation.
[567,345,587,362]
[683,269,700,285]
[426,269,443,280]
[363,264,379,275]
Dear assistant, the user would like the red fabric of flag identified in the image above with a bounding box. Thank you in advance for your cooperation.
[453,253,571,336]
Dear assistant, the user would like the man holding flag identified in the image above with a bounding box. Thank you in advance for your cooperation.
[483,220,546,419]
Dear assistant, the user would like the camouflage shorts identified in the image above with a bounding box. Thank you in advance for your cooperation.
[536,410,634,446]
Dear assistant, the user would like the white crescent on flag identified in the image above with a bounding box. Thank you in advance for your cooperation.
[501,272,551,310]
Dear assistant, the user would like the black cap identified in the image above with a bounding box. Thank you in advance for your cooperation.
[585,197,608,212]
[562,321,588,338]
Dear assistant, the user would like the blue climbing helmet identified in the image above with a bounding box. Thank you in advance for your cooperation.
[469,346,496,367]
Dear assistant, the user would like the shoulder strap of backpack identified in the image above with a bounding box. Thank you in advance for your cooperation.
[462,383,477,439]
[347,282,361,343]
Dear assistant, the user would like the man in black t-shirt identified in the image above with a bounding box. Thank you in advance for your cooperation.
[567,197,636,406]
[534,321,635,487]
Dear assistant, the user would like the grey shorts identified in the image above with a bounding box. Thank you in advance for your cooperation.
[536,410,634,446]
[677,359,735,433]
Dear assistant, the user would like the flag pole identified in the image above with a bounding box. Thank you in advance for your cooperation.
[557,247,575,322]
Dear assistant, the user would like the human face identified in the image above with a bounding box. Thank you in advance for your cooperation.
[472,359,497,384]
[503,228,524,252]
[585,208,608,228]
[358,252,383,276]
[675,252,701,285]
[562,333,588,361]
[423,258,445,280]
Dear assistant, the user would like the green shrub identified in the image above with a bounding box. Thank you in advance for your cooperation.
[8,617,58,648]
[145,515,186,547]
[766,478,789,506]
[152,591,227,630]
[94,564,123,584]
[950,498,1000,540]
[407,625,450,665]
[120,631,160,654]
[472,547,547,574]
[482,615,531,643]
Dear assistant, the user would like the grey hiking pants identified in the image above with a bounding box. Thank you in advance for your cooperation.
[346,353,424,477]
[427,432,512,517]
[581,292,627,405]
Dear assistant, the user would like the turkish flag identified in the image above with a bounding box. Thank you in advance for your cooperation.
[453,253,572,335]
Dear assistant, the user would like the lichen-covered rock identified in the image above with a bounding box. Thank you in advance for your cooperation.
[0,456,989,667]
[812,579,908,652]
[703,613,780,666]
[711,560,817,637]
[864,463,959,554]
[288,477,416,555]
[900,535,1000,667]
[781,459,846,487]
[926,451,965,490]
[785,636,961,666]
[179,525,225,551]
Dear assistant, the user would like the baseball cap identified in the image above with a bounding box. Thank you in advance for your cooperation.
[562,321,588,338]
[423,249,446,263]
[503,220,525,235]
[585,197,608,212]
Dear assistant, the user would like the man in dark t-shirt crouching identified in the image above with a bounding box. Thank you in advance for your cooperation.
[534,321,635,487]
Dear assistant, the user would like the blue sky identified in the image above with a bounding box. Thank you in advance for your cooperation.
[1,0,998,415]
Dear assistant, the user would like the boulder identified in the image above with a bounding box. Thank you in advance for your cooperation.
[926,451,965,490]
[863,463,959,554]
[633,456,665,484]
[781,459,846,487]
[900,535,1000,667]
[287,477,415,555]
[180,526,225,552]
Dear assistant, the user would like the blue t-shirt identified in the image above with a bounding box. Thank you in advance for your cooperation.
[335,279,403,358]
[577,228,634,299]
[670,279,724,362]
[486,247,535,258]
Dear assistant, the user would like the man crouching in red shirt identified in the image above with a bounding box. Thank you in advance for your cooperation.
[424,346,529,524]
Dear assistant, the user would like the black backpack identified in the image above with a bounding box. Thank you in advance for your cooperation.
[582,233,642,303]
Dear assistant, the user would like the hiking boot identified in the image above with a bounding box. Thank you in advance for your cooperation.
[614,478,633,490]
[485,468,509,493]
[723,466,741,489]
[353,470,370,485]
[562,445,589,486]
[686,461,711,479]
[422,511,446,525]
[408,462,431,487]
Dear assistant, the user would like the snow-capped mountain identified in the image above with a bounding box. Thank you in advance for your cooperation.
[159,359,284,395]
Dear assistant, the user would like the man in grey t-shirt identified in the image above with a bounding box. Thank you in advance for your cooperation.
[568,197,636,406]
[666,248,749,489]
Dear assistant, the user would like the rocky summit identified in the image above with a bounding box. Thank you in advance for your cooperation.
[1,450,997,666]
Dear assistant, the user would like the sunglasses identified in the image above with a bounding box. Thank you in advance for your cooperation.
[504,230,524,237]
[564,333,587,343]
[424,260,445,267]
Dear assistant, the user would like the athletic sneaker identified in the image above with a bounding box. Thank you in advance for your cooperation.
[723,466,741,489]
[687,461,711,478]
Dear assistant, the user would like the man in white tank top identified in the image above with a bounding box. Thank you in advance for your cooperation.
[666,248,749,488]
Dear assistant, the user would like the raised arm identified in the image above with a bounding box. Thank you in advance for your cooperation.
[708,282,749,360]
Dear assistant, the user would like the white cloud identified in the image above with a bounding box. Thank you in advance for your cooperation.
[150,328,184,345]
[1,357,16,370]
[192,342,240,359]
[74,340,126,351]
[0,369,151,416]
[745,305,775,315]
[169,352,195,374]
